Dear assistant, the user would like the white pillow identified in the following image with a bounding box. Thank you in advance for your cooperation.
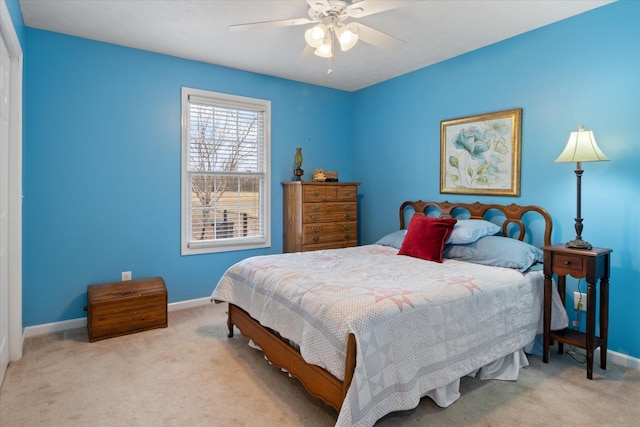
[446,219,501,244]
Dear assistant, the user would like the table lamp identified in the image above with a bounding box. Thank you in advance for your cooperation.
[555,125,609,249]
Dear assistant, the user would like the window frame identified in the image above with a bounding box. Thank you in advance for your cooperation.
[181,87,271,255]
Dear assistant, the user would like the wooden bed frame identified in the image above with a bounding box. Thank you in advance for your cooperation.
[225,200,553,413]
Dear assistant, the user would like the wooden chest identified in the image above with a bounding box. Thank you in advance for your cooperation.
[86,277,168,342]
[283,181,360,252]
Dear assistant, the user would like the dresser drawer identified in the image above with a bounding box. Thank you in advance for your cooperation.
[303,222,356,244]
[335,185,358,201]
[553,253,585,273]
[303,202,357,223]
[303,222,355,235]
[302,185,358,202]
[303,185,337,202]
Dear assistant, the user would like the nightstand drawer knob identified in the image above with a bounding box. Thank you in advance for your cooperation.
[313,190,320,196]
[313,235,320,242]
[312,226,320,233]
[312,215,319,221]
[343,224,351,230]
[312,205,320,211]
[564,261,570,265]
[344,213,351,219]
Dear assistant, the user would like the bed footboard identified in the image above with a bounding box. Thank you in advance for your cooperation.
[227,303,356,412]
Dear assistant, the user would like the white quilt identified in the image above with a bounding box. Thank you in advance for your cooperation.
[211,245,567,427]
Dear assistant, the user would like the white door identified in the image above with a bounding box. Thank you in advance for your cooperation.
[0,29,10,384]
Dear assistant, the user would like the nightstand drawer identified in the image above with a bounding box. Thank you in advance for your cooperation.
[553,253,584,273]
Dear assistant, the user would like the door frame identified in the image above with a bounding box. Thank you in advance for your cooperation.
[0,1,24,364]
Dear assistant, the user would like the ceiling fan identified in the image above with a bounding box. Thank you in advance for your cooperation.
[230,0,412,67]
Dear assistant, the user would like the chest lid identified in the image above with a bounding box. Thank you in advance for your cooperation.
[88,277,166,303]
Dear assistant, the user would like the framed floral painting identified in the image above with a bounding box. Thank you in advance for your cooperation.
[440,108,522,196]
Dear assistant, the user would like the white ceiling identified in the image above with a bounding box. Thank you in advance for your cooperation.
[19,0,615,92]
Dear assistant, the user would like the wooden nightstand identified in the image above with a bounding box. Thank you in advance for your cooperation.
[542,244,612,379]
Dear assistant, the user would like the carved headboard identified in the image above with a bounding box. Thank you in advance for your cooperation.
[399,200,552,247]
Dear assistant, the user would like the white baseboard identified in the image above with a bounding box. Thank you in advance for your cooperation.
[22,297,212,338]
[20,299,640,372]
[607,349,640,371]
[167,296,212,312]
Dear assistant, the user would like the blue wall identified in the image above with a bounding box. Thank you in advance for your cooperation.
[22,29,353,326]
[13,1,640,359]
[353,0,640,358]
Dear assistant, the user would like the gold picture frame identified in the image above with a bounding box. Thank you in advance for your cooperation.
[440,108,522,196]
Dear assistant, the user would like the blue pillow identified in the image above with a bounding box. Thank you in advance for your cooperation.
[375,229,406,249]
[443,235,543,272]
[446,219,501,244]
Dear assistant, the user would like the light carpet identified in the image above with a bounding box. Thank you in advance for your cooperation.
[1,302,639,426]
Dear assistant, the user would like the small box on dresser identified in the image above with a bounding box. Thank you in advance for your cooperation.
[283,181,360,253]
[86,276,168,342]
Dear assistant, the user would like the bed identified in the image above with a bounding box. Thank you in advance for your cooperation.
[211,200,568,426]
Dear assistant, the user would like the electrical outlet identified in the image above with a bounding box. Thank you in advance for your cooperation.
[121,271,132,281]
[573,291,586,311]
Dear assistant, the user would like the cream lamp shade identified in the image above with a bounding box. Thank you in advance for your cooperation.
[555,125,609,163]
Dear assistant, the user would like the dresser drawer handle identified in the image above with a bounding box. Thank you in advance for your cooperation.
[344,213,351,219]
[313,236,320,242]
[313,226,320,233]
[564,261,571,265]
[313,190,320,196]
[344,190,351,196]
[344,233,351,239]
[344,205,351,211]
[312,205,320,212]
[343,224,351,230]
[312,215,320,221]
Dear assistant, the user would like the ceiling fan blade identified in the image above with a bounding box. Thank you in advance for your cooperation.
[350,22,405,51]
[230,17,314,32]
[346,0,416,18]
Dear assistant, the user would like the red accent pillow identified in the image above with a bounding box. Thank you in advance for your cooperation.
[398,215,457,263]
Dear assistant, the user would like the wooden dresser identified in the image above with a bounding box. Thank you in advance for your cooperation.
[283,181,360,253]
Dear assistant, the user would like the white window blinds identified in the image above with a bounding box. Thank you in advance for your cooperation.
[181,88,271,254]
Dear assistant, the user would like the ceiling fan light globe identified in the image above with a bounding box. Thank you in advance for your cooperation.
[305,24,326,48]
[314,43,333,58]
[314,31,333,58]
[336,26,358,51]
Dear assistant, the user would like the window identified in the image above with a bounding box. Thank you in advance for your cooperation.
[181,87,271,255]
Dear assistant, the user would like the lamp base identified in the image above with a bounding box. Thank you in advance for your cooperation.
[565,238,592,250]
[293,167,304,181]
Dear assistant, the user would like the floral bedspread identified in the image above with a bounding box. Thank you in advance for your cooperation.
[211,245,562,427]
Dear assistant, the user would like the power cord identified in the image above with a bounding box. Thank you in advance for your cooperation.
[567,278,587,364]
